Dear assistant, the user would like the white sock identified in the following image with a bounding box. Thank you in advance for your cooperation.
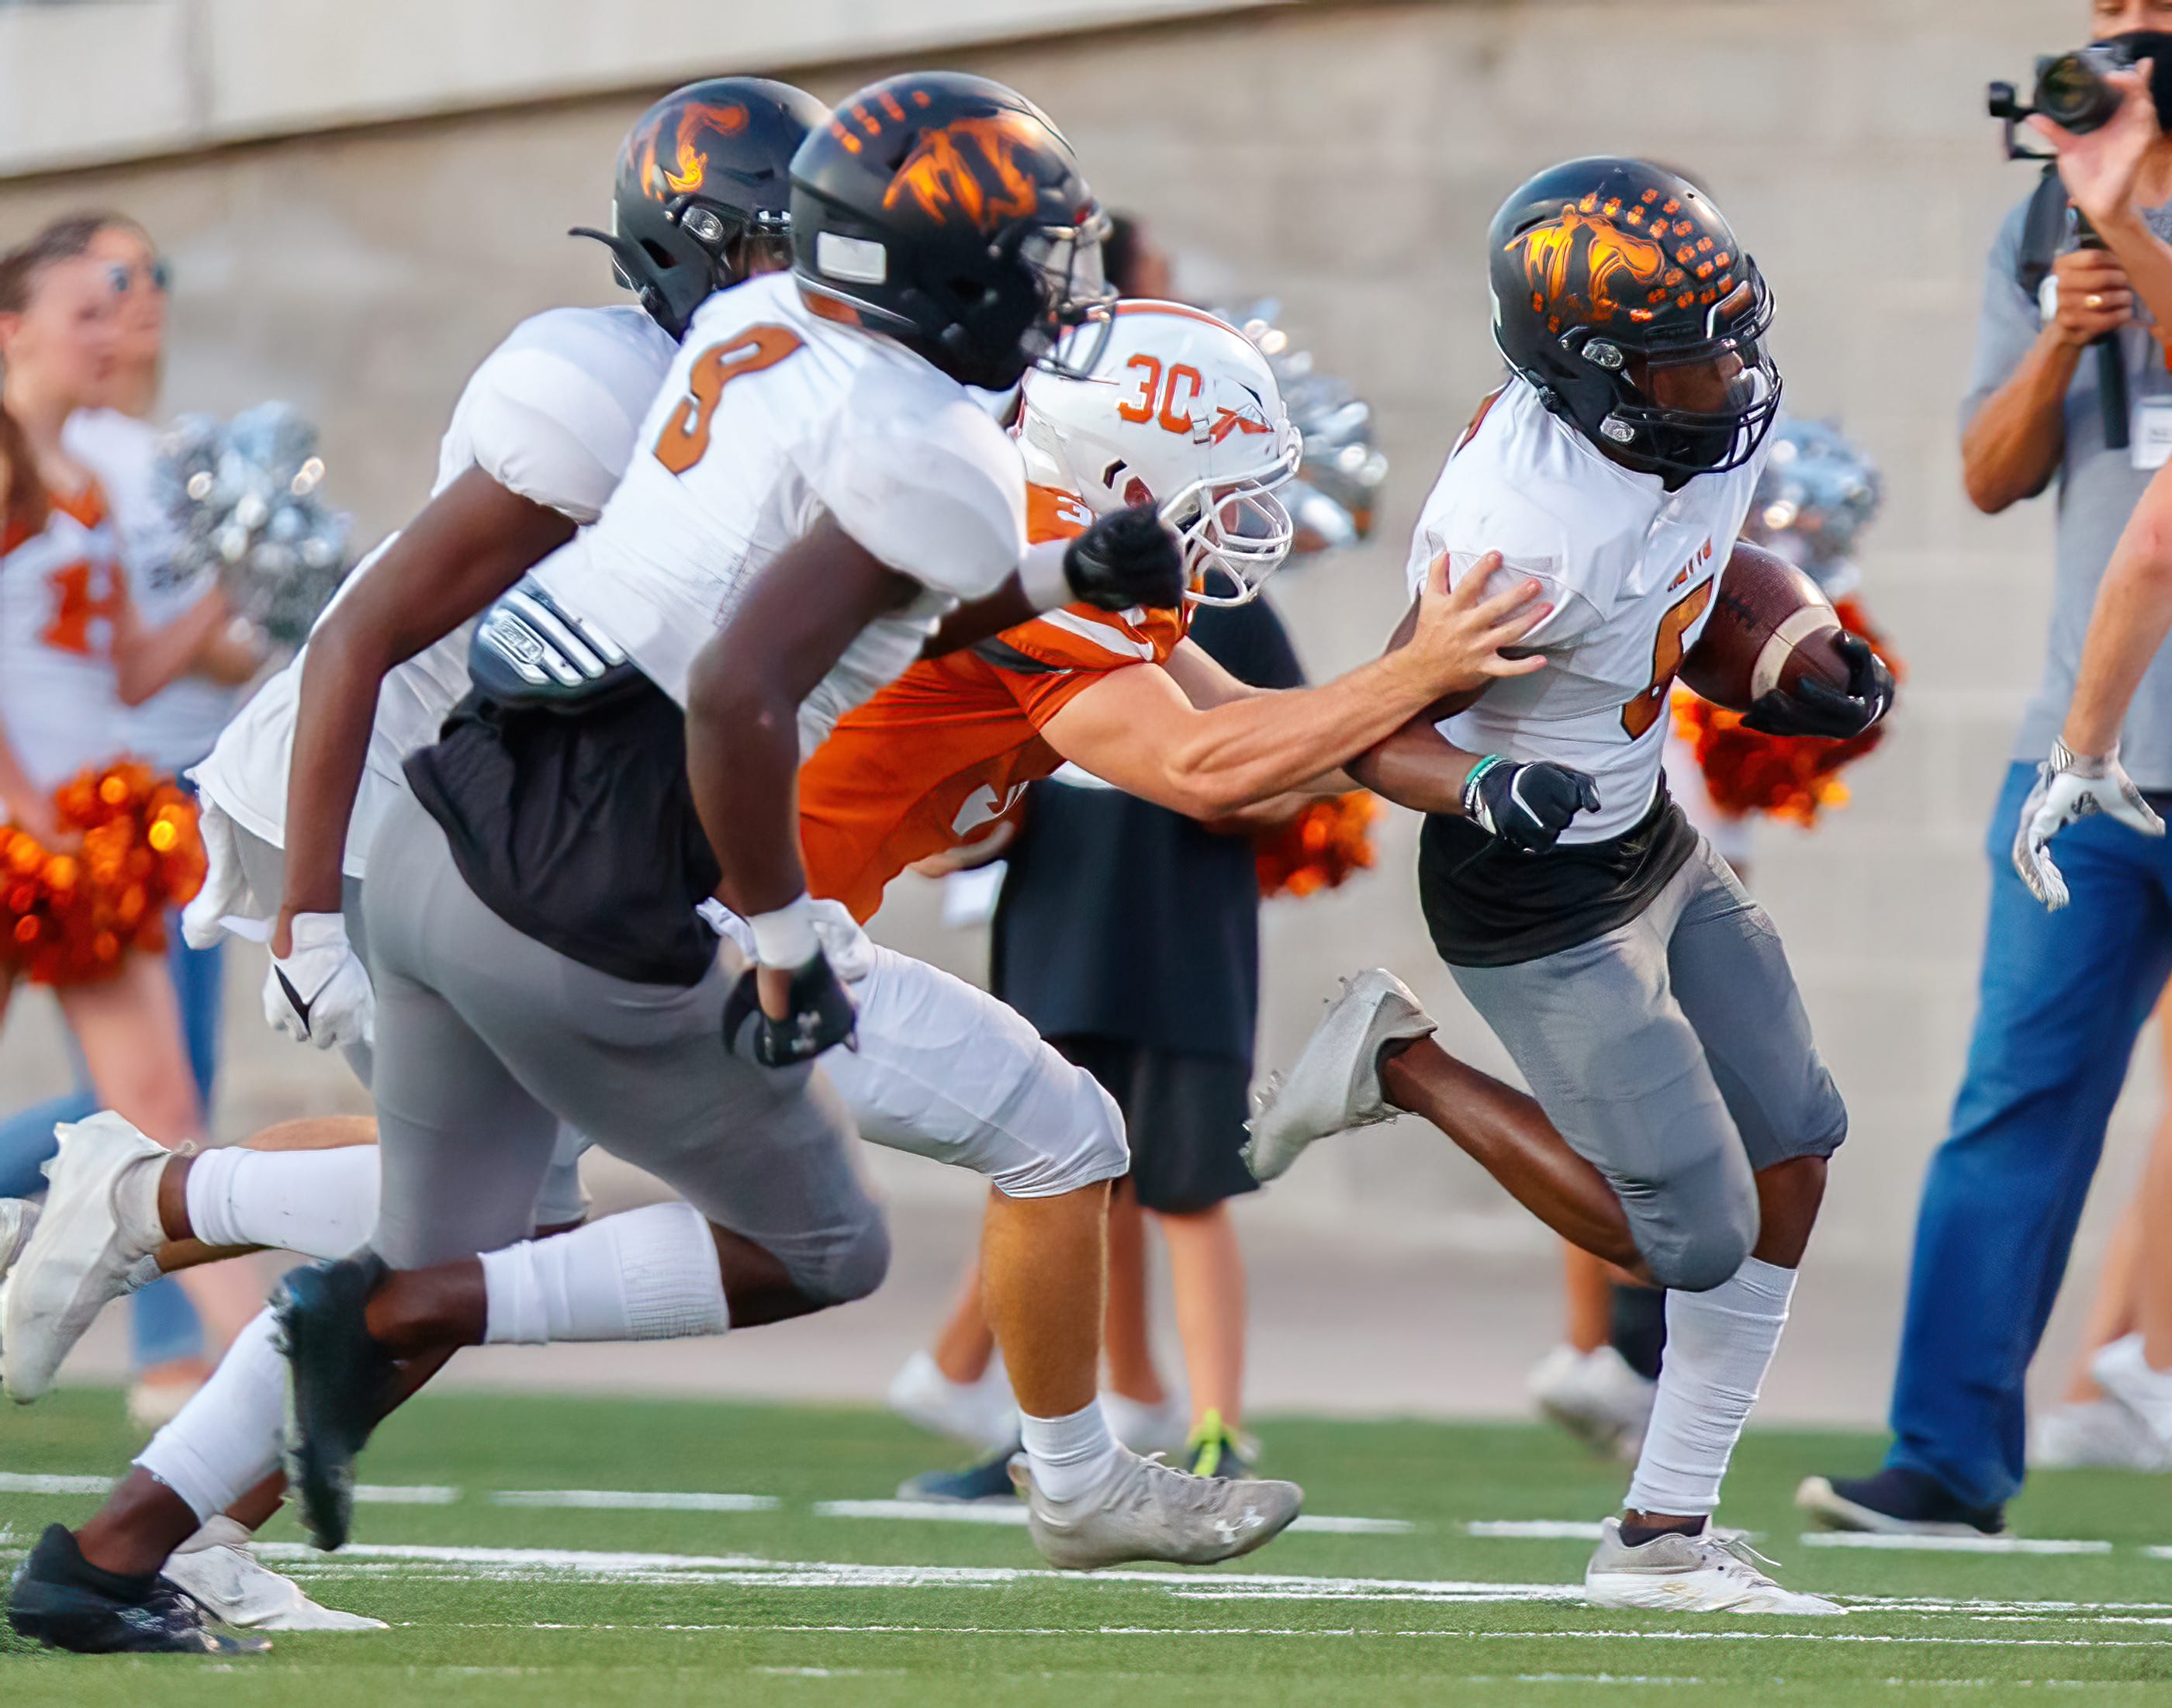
[1019,1399,1122,1502]
[134,1308,285,1521]
[481,1202,728,1344]
[1624,1257,1796,1520]
[184,1144,379,1259]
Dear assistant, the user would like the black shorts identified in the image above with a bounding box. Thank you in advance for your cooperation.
[1050,1036,1257,1215]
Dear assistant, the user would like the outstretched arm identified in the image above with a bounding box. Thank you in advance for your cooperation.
[2065,457,2172,759]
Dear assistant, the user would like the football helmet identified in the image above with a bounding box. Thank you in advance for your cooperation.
[1488,157,1779,482]
[1020,300,1301,606]
[790,73,1115,392]
[576,78,828,341]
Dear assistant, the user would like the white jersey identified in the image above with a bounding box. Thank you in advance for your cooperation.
[195,303,677,874]
[534,271,1026,757]
[0,482,132,793]
[1408,377,1766,842]
[64,408,244,772]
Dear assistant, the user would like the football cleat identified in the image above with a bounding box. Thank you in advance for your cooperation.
[2,1115,168,1402]
[1794,1468,2005,1538]
[886,1349,1018,1450]
[163,1516,387,1632]
[1013,1445,1301,1571]
[5,1523,270,1655]
[1185,1409,1261,1481]
[1585,1516,1842,1616]
[1528,1343,1657,1461]
[1243,969,1437,1183]
[274,1253,397,1552]
[1102,1388,1190,1457]
[897,1441,1023,1505]
[2029,1397,2168,1472]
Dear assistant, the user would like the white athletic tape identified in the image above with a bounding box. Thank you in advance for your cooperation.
[1750,607,1842,702]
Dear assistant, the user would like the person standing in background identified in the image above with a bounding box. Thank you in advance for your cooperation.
[0,216,264,1421]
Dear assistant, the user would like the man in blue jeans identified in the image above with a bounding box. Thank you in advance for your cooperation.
[1799,23,2172,1534]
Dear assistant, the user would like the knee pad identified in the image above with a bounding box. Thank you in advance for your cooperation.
[1627,1145,1759,1294]
[806,1205,891,1306]
[991,1063,1129,1200]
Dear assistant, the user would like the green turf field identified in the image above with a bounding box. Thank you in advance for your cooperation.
[2,1387,2168,1705]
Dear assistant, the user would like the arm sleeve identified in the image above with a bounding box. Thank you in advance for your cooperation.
[1961,198,2046,435]
[458,344,651,524]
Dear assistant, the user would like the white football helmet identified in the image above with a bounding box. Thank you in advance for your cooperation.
[1021,300,1302,606]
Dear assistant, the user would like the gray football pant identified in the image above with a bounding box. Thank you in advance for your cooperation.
[232,822,590,1229]
[1450,839,1847,1293]
[349,787,887,1297]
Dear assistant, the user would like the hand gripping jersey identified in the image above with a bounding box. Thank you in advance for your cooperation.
[799,482,1189,922]
[0,482,131,792]
[531,270,1026,751]
[1409,376,1766,843]
[193,304,678,873]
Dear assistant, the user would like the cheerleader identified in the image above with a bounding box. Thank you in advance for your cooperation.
[0,223,262,1360]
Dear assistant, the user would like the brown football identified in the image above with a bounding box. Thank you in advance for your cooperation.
[1679,541,1850,713]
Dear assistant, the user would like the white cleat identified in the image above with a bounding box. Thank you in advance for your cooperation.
[1,1114,169,1402]
[1015,1447,1302,1571]
[2029,1397,2168,1472]
[0,1198,37,1363]
[163,1516,387,1632]
[886,1349,1018,1451]
[2088,1333,2172,1464]
[1243,969,1437,1184]
[1586,1516,1842,1616]
[1529,1344,1657,1462]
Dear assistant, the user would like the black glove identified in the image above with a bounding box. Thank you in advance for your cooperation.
[723,954,857,1067]
[1742,632,1894,739]
[1463,756,1602,854]
[1063,502,1185,611]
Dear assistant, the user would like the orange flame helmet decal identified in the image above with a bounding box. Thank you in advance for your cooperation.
[878,112,1055,232]
[1505,204,1669,328]
[628,99,752,202]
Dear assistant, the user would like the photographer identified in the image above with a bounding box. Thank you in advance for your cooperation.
[1802,19,2172,1535]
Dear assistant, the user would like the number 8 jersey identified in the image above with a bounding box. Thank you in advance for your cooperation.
[1409,375,1765,842]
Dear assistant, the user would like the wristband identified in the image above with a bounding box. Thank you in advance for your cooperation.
[748,894,821,968]
[1019,537,1074,614]
[1460,754,1508,821]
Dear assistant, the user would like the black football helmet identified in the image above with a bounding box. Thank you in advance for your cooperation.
[576,78,828,341]
[1488,157,1780,483]
[789,73,1115,391]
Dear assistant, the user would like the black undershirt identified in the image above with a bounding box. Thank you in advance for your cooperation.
[1417,781,1697,968]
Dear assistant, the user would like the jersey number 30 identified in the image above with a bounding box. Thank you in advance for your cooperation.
[653,326,806,475]
[1620,579,1711,739]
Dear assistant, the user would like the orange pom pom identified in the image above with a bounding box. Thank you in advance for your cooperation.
[1671,596,1904,829]
[0,759,206,986]
[1255,790,1381,900]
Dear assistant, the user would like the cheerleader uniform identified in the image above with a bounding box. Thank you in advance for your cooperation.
[0,479,130,795]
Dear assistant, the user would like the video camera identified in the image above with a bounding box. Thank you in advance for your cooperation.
[1987,37,2169,161]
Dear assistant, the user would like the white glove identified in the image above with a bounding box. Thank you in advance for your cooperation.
[262,911,375,1051]
[2012,738,2165,911]
[181,798,261,950]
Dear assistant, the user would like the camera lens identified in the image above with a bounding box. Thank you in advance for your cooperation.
[2035,49,2124,132]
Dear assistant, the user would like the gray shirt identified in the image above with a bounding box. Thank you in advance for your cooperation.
[1966,190,2172,788]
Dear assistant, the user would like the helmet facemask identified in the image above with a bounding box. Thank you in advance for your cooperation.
[1578,269,1781,479]
[1017,212,1118,380]
[1162,436,1301,607]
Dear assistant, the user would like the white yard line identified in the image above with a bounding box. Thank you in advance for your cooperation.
[1799,1533,2111,1556]
[0,1471,457,1504]
[0,1473,109,1495]
[811,1499,1408,1534]
[1466,1521,1607,1541]
[355,1485,462,1506]
[493,1490,780,1513]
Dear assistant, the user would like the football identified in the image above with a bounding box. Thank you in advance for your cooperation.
[1679,540,1852,712]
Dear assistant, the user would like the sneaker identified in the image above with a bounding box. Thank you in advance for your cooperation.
[1104,1389,1190,1457]
[273,1253,396,1552]
[1530,1344,1657,1461]
[1185,1409,1261,1480]
[886,1350,1017,1450]
[897,1440,1023,1503]
[1,1115,168,1402]
[162,1516,386,1632]
[2091,1334,2172,1461]
[1014,1445,1302,1570]
[5,1523,270,1655]
[1586,1516,1841,1615]
[2030,1397,2169,1472]
[1242,970,1436,1184]
[1795,1467,2005,1538]
[0,1199,36,1361]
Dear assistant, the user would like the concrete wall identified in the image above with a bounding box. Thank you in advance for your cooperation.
[0,0,1282,176]
[0,0,2154,1294]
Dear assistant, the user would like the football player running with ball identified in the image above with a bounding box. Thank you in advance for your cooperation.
[1249,159,1892,1615]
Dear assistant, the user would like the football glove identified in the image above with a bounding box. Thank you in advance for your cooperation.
[1063,503,1186,612]
[2012,738,2165,911]
[263,912,375,1052]
[181,798,261,950]
[724,954,858,1067]
[1742,631,1894,739]
[1462,755,1602,854]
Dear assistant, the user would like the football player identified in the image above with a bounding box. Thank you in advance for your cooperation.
[1247,158,1892,1615]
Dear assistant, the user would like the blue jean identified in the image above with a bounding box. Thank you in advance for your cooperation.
[0,920,223,1369]
[1884,761,2172,1509]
